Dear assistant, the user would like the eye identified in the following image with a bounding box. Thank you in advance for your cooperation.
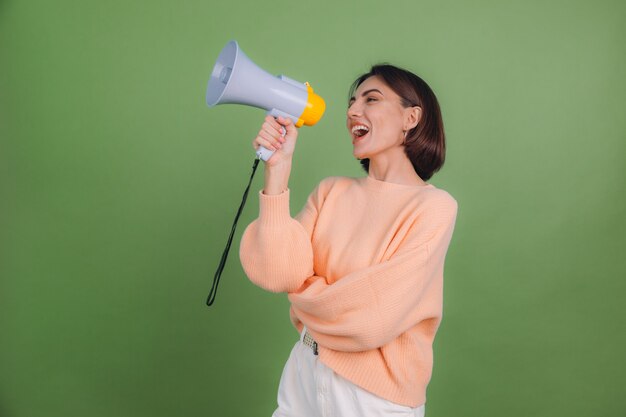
[366,96,378,103]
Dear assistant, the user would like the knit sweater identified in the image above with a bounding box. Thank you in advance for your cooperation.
[239,175,458,407]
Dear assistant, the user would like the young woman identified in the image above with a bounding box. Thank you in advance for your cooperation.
[239,64,458,417]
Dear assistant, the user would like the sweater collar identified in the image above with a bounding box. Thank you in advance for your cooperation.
[362,175,433,191]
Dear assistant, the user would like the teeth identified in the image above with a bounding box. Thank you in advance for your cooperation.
[351,125,370,135]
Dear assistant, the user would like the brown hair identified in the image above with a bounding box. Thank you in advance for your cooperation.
[349,64,446,181]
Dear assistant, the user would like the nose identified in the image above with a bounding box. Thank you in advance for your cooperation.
[347,101,362,118]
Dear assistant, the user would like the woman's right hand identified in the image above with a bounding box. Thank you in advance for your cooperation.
[252,115,298,166]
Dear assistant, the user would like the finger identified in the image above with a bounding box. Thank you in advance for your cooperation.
[265,115,284,132]
[281,117,297,135]
[276,116,293,128]
[261,125,284,142]
[258,128,280,144]
[258,131,282,150]
[272,118,289,137]
[263,120,284,137]
[255,137,277,151]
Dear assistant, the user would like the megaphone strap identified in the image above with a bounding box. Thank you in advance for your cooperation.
[206,157,261,306]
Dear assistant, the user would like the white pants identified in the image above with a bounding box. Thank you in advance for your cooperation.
[272,328,426,417]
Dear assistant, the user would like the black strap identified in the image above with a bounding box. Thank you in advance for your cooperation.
[206,157,261,306]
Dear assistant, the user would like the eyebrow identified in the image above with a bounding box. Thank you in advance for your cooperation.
[349,88,384,102]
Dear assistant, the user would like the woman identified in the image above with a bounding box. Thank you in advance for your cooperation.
[239,64,458,417]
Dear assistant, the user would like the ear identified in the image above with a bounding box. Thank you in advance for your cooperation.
[403,106,422,131]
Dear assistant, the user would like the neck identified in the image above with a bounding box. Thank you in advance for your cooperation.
[367,147,426,186]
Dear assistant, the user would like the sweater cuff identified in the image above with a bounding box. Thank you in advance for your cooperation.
[258,188,292,226]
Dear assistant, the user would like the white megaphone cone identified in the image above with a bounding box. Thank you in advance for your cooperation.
[206,40,325,161]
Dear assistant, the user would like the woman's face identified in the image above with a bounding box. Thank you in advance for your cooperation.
[346,76,418,160]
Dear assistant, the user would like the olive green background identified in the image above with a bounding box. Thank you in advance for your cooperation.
[1,0,625,416]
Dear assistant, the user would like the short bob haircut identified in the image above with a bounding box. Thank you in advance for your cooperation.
[348,64,446,181]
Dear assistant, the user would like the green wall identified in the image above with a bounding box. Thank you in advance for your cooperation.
[1,0,625,416]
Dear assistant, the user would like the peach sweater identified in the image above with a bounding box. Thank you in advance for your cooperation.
[239,175,458,407]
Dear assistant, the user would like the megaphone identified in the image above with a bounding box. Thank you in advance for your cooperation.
[206,40,326,161]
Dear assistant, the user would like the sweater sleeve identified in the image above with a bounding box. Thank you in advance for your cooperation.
[238,179,330,293]
[288,192,458,351]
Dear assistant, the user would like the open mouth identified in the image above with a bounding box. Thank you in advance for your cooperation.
[351,124,370,142]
